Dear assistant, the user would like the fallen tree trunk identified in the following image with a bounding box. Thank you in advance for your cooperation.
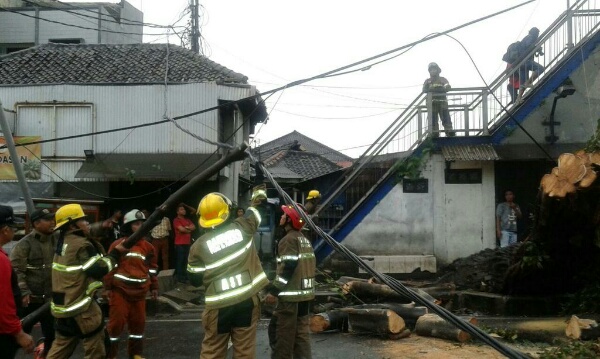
[342,308,406,337]
[566,315,600,340]
[342,281,437,304]
[309,310,349,333]
[415,313,477,342]
[336,276,369,286]
[350,303,428,328]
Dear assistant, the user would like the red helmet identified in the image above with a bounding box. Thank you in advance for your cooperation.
[281,204,305,230]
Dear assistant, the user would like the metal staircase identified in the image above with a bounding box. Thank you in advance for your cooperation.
[314,0,600,261]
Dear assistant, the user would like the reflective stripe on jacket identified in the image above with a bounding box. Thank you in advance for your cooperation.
[274,229,316,302]
[188,207,268,309]
[51,232,115,318]
[104,237,158,300]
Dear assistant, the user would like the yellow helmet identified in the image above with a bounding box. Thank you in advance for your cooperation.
[198,192,232,228]
[306,190,321,200]
[54,204,86,230]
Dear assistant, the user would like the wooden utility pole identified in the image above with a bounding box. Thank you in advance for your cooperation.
[190,0,200,54]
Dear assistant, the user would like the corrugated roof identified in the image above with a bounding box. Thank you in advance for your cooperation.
[74,153,216,180]
[442,144,500,161]
[0,43,248,85]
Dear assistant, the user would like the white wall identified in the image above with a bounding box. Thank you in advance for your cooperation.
[0,3,143,46]
[343,154,496,266]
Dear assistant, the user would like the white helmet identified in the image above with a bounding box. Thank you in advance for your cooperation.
[123,209,145,226]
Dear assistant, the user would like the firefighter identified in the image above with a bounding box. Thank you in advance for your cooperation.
[423,62,455,137]
[10,208,57,358]
[266,204,316,359]
[46,204,126,359]
[105,209,158,359]
[187,186,269,359]
[304,190,321,216]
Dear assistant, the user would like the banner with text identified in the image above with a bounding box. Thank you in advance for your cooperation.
[0,136,42,180]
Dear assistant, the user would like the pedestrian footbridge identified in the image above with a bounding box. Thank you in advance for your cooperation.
[314,0,600,266]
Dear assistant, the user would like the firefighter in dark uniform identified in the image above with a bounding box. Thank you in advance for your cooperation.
[46,204,126,359]
[266,204,316,359]
[187,186,269,359]
[423,62,455,137]
[10,208,58,357]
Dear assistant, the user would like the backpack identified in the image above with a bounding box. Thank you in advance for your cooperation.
[502,41,522,63]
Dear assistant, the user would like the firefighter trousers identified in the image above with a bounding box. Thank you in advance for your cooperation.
[106,290,146,358]
[200,296,260,359]
[46,301,105,359]
[269,300,312,359]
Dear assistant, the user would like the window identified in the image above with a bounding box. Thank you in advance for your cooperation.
[445,169,482,184]
[16,104,94,158]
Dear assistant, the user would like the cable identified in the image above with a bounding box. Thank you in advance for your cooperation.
[246,156,529,359]
[272,107,401,120]
[0,7,170,36]
[1,0,535,151]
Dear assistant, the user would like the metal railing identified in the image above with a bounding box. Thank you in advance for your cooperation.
[315,0,600,252]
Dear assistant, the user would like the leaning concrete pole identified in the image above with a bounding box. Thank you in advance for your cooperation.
[0,99,35,214]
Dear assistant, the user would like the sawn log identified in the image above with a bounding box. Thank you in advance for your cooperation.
[342,307,406,337]
[309,310,349,333]
[415,313,477,343]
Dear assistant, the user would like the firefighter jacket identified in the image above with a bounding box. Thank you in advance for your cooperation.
[10,230,57,301]
[51,231,118,318]
[187,207,268,310]
[422,76,451,103]
[104,237,158,301]
[269,229,316,302]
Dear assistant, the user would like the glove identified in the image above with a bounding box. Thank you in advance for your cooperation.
[251,184,267,206]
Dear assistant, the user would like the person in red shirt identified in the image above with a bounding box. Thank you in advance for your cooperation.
[173,203,196,283]
[0,205,34,358]
[104,209,158,359]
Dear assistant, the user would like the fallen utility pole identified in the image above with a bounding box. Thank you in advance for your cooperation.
[0,99,35,215]
[122,142,248,249]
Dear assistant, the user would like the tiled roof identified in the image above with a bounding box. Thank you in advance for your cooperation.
[265,149,342,181]
[254,131,353,164]
[0,43,248,85]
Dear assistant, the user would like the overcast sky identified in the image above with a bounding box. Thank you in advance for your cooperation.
[73,0,569,157]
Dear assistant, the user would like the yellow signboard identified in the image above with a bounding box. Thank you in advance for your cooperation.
[0,136,42,180]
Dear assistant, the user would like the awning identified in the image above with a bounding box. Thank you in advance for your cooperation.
[442,144,500,161]
[75,153,220,180]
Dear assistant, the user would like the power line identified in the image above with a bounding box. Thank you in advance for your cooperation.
[1,0,535,151]
[0,7,170,36]
[272,107,401,120]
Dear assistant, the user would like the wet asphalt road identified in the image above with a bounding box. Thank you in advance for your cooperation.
[17,311,384,359]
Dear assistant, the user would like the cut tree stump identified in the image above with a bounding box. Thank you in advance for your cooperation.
[342,308,406,337]
[565,315,600,340]
[309,310,349,333]
[415,313,477,343]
